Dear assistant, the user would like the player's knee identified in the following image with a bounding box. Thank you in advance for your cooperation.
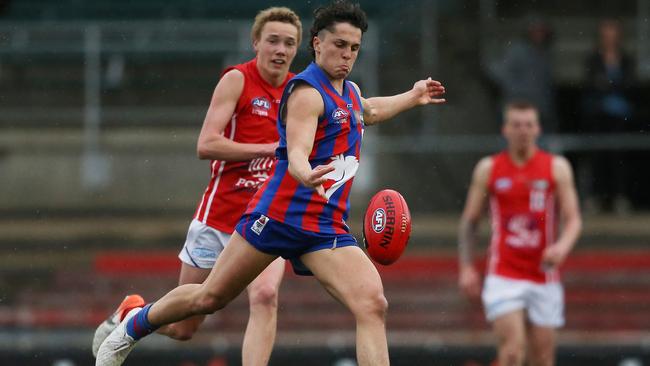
[529,348,553,366]
[166,323,198,341]
[501,342,525,365]
[249,283,279,309]
[172,331,194,342]
[194,291,227,314]
[351,288,388,320]
[373,293,389,318]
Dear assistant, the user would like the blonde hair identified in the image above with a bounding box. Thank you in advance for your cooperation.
[251,7,302,44]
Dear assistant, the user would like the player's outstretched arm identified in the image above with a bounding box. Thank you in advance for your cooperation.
[458,157,492,298]
[353,78,446,126]
[196,69,278,161]
[285,84,335,199]
[542,156,583,268]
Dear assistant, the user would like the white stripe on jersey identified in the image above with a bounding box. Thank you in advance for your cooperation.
[200,114,237,224]
[196,160,218,219]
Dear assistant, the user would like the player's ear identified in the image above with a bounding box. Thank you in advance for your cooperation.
[253,38,260,53]
[312,35,321,54]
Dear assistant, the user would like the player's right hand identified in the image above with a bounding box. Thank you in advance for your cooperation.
[458,265,481,299]
[304,164,336,199]
[263,142,280,157]
[541,244,570,269]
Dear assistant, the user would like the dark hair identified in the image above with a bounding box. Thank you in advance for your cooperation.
[309,0,368,58]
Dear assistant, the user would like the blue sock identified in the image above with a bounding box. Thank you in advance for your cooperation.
[125,303,159,340]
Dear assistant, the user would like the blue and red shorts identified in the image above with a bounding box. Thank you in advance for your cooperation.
[235,212,358,275]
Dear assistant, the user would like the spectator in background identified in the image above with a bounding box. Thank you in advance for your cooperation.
[581,18,635,214]
[488,15,558,133]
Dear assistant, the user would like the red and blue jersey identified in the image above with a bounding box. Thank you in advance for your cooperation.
[245,62,364,234]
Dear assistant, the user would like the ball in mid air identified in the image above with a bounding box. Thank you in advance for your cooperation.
[363,189,411,265]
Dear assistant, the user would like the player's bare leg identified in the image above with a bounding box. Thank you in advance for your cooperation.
[301,246,389,366]
[493,310,526,366]
[96,232,278,365]
[242,257,285,366]
[156,263,211,340]
[146,232,278,325]
[527,324,556,366]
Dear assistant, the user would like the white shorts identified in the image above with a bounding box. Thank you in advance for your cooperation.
[178,219,232,269]
[482,274,565,328]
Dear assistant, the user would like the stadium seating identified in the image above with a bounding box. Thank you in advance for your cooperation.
[2,249,648,347]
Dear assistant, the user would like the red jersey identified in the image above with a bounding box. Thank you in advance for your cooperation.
[487,149,558,283]
[194,59,294,233]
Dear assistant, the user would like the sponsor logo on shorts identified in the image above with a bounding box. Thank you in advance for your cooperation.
[372,208,386,233]
[251,215,269,235]
[191,247,217,259]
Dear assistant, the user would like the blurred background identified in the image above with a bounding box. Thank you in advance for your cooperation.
[1,0,649,365]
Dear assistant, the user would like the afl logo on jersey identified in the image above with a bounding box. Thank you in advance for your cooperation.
[332,108,349,124]
[252,97,271,116]
[495,177,512,192]
[372,208,386,233]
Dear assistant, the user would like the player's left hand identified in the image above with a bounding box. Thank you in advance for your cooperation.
[541,244,570,269]
[413,77,446,105]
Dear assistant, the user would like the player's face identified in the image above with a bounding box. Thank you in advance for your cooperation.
[312,22,362,80]
[502,109,541,149]
[254,21,299,79]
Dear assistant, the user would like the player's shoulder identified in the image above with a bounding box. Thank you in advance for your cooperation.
[220,68,245,87]
[286,82,324,110]
[476,155,494,171]
[550,153,569,165]
[551,154,573,180]
[290,81,322,95]
[549,153,571,170]
[219,69,246,93]
[473,156,494,182]
[213,69,246,102]
[347,81,362,97]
